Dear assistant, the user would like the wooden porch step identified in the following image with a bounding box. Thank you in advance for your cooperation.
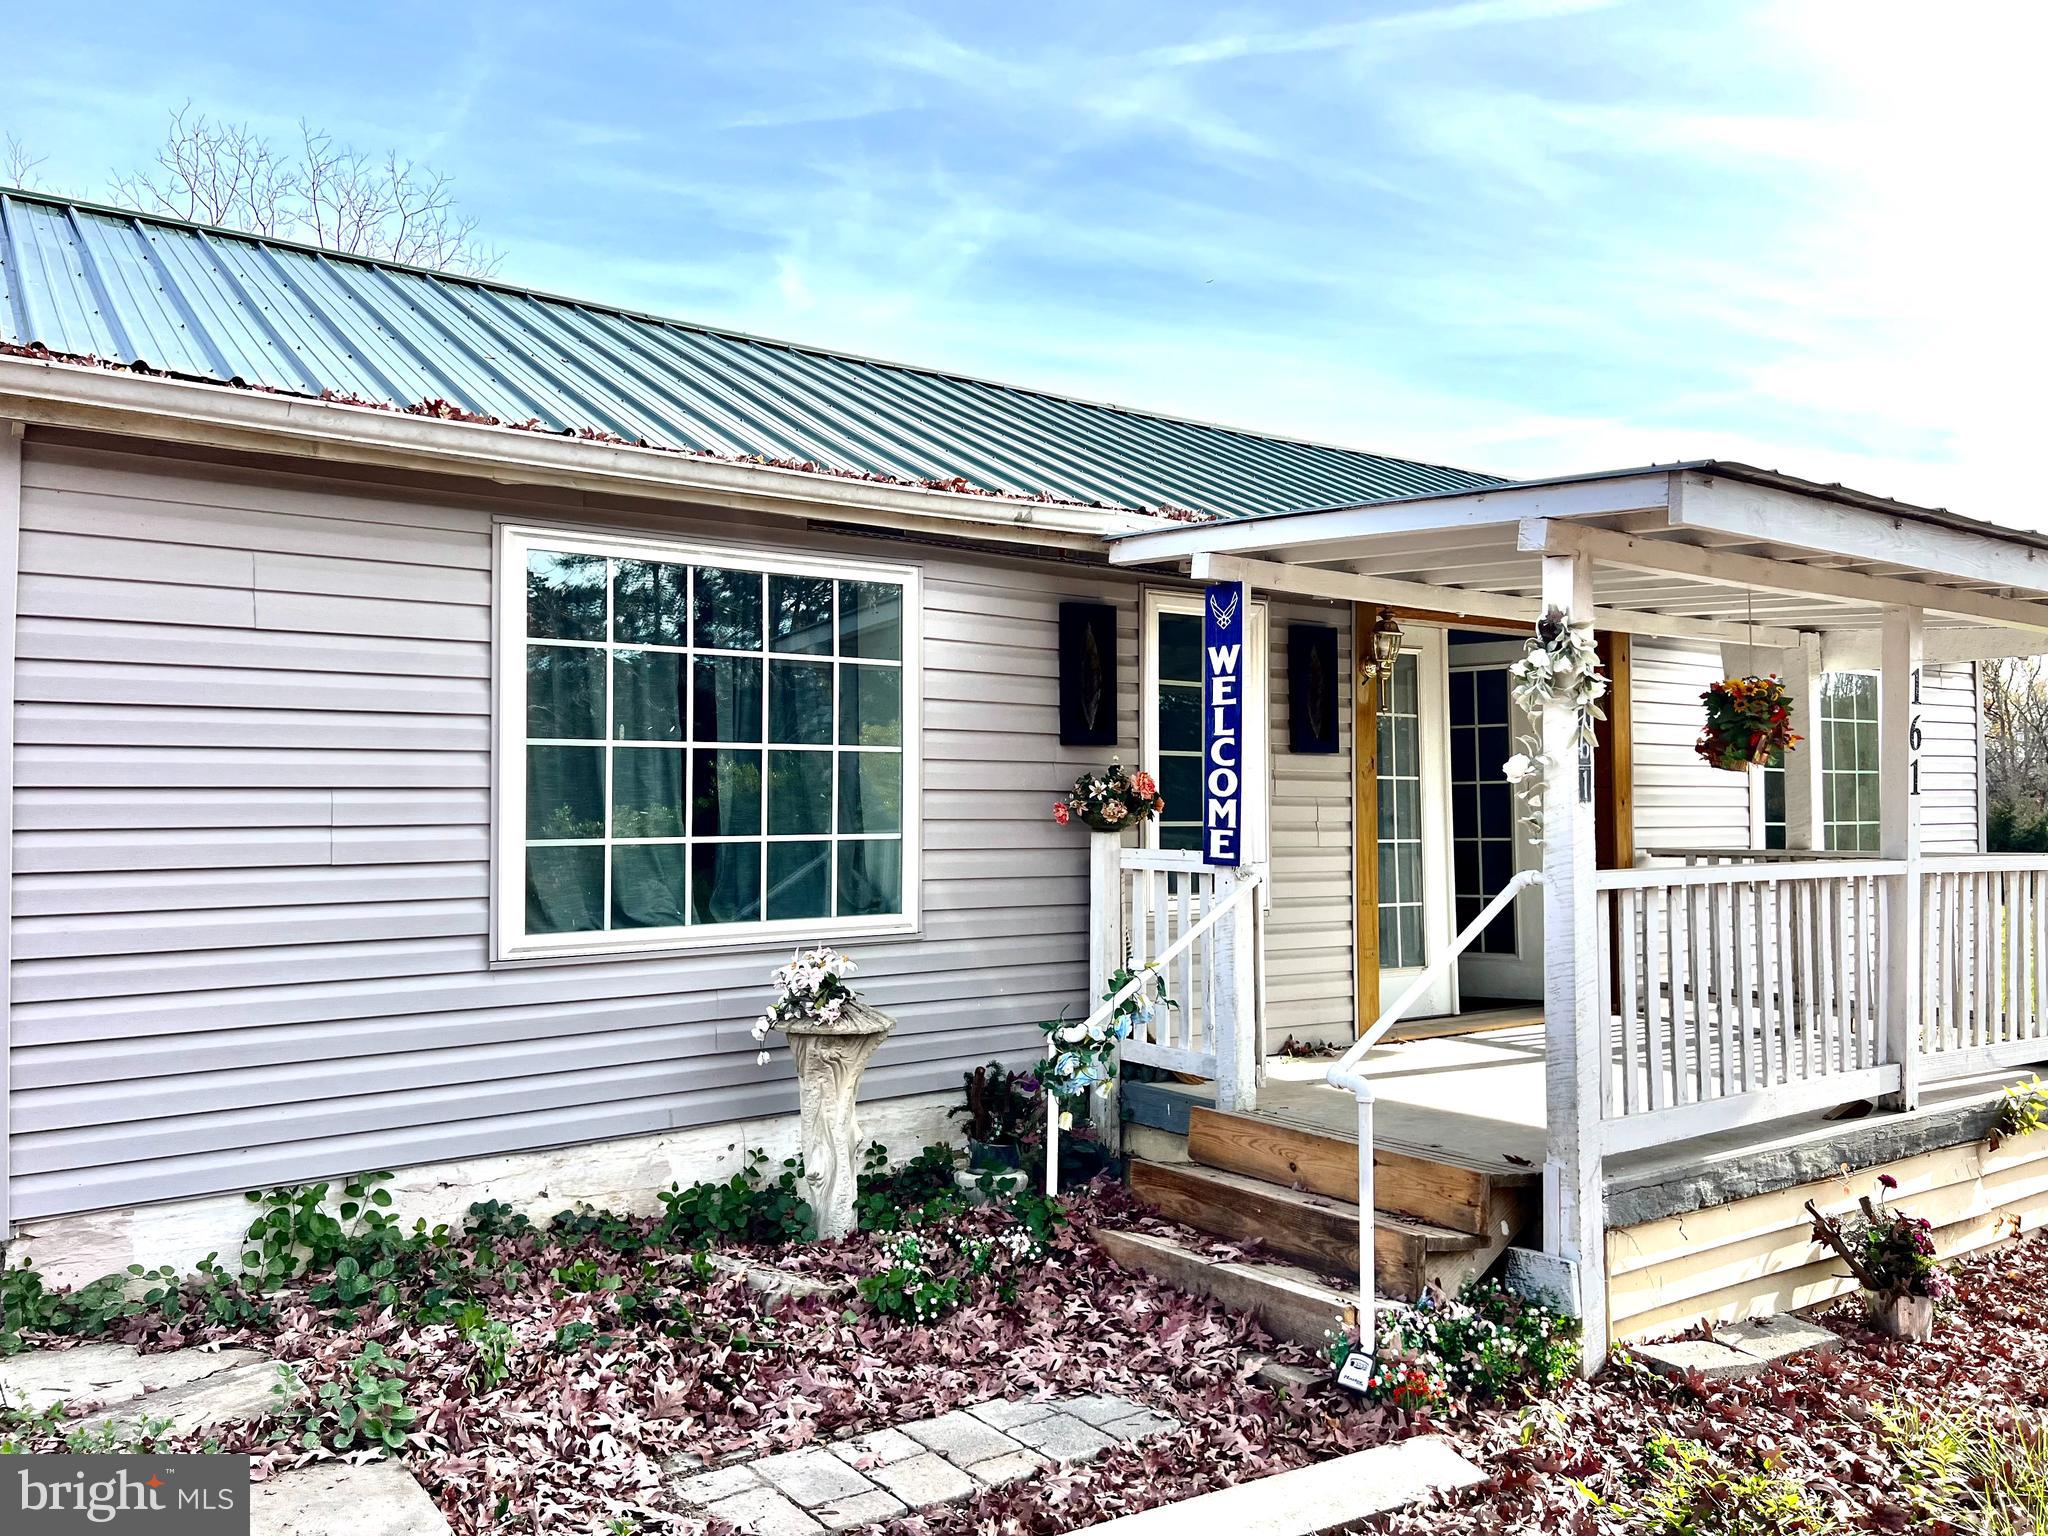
[1126,1159,1484,1301]
[1186,1105,1536,1237]
[1093,1227,1357,1349]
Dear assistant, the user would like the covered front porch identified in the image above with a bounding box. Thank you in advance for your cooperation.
[1088,461,2048,1357]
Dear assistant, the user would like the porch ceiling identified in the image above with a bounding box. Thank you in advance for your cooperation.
[1105,461,2048,658]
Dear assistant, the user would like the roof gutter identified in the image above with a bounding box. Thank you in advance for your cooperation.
[0,356,1162,552]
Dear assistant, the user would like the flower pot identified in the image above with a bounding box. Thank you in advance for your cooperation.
[782,999,896,1241]
[1865,1290,1936,1341]
[968,1138,1023,1173]
[1058,1137,1115,1187]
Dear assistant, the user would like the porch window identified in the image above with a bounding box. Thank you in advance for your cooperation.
[1820,671,1881,852]
[497,526,920,959]
[1377,654,1426,967]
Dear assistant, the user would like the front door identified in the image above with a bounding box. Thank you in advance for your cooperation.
[1371,626,1456,1019]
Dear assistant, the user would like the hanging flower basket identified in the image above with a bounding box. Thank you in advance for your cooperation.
[1696,674,1800,772]
[1053,760,1163,833]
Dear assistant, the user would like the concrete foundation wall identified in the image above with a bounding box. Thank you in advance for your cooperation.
[10,1088,959,1287]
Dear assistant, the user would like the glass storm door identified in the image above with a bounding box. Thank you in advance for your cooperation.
[1375,630,1454,1017]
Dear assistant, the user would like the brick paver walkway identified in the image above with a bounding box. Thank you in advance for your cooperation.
[675,1394,1180,1533]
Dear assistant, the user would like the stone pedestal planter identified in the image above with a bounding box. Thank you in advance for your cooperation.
[1865,1291,1935,1341]
[784,1000,896,1240]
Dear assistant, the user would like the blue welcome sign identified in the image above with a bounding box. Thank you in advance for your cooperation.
[1202,581,1247,866]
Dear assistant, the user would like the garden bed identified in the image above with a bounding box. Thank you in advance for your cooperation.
[0,1159,1414,1534]
[11,1147,2048,1535]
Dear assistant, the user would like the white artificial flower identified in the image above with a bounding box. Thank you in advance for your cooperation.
[756,1050,772,1065]
[1501,753,1537,784]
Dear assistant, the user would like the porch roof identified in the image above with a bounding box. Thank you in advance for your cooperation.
[1105,461,2048,664]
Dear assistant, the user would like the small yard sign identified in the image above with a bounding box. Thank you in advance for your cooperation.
[1202,581,1247,866]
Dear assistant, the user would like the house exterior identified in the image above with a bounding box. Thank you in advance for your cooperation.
[3,191,2044,1361]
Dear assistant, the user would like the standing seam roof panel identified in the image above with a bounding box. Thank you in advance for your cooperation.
[0,191,1509,517]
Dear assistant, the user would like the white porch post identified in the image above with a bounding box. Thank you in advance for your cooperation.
[1540,549,1608,1364]
[1088,831,1126,1154]
[1781,633,1826,850]
[1879,607,1924,1111]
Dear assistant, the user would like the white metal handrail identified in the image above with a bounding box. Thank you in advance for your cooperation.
[1325,867,1545,1357]
[1046,866,1265,1197]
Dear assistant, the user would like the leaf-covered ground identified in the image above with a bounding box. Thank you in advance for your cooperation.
[1365,1233,2048,1534]
[15,1190,2048,1534]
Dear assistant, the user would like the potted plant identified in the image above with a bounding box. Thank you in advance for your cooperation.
[1804,1177,1953,1340]
[1052,760,1164,834]
[1696,674,1801,772]
[751,947,895,1240]
[953,1062,1037,1172]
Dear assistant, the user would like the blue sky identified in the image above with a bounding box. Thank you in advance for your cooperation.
[4,1,2040,519]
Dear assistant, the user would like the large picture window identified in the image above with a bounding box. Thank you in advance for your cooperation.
[498,527,919,958]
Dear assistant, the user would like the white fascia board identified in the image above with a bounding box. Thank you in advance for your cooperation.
[1522,518,2048,636]
[0,357,1160,551]
[1106,472,1674,567]
[1672,470,2048,596]
[1190,551,1803,649]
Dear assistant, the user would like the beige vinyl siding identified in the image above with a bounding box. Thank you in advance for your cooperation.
[1628,638,1752,852]
[1917,661,1982,854]
[1264,601,1355,1046]
[6,433,1139,1221]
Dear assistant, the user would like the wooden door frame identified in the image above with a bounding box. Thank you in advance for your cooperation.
[1354,612,1635,1036]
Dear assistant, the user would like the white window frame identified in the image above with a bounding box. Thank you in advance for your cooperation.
[1819,668,1881,853]
[493,522,923,962]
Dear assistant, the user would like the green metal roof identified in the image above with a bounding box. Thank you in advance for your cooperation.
[0,189,1508,519]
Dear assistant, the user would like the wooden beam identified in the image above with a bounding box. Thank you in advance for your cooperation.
[1593,633,1634,874]
[1674,470,2048,597]
[1822,626,2048,670]
[1353,607,1381,1037]
[1106,472,1675,567]
[1189,551,1806,651]
[1521,519,2048,635]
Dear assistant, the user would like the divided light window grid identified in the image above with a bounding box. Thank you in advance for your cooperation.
[508,532,916,955]
[1448,667,1518,955]
[1820,670,1881,852]
[1377,653,1426,969]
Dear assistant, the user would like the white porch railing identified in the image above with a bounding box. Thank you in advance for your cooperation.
[1048,838,1261,1196]
[1921,856,2048,1082]
[1598,853,2048,1154]
[1597,860,1903,1153]
[1325,869,1545,1356]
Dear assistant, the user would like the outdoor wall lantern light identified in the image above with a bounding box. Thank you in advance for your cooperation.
[1369,606,1405,682]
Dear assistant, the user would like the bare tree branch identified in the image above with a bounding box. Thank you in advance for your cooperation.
[4,132,47,190]
[1985,656,2048,846]
[104,104,500,276]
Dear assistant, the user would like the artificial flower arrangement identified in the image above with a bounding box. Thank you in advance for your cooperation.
[1038,963,1175,1127]
[1502,605,1609,840]
[1696,674,1800,772]
[1804,1175,1952,1339]
[750,946,858,1063]
[1053,760,1163,832]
